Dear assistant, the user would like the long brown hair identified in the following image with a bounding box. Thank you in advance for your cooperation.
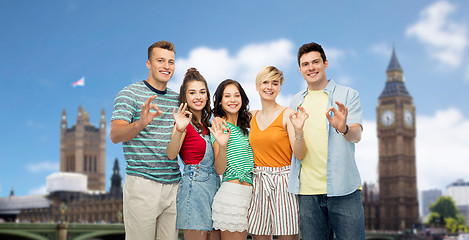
[212,79,251,136]
[178,68,212,132]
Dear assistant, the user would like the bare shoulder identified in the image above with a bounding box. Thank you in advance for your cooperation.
[281,107,294,124]
[283,107,296,118]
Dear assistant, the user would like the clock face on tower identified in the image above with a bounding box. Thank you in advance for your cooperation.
[380,110,395,126]
[404,109,413,127]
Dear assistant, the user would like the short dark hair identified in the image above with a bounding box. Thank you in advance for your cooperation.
[148,41,175,60]
[297,42,327,66]
[212,79,251,136]
[178,68,212,131]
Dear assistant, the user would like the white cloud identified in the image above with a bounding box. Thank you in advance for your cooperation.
[356,108,469,195]
[415,108,469,192]
[169,39,296,111]
[356,120,379,185]
[369,42,392,57]
[26,161,59,173]
[324,47,346,64]
[29,184,47,195]
[335,76,353,86]
[406,1,468,68]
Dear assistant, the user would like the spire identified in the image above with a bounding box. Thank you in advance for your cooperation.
[113,158,120,174]
[386,46,402,73]
[100,109,106,129]
[379,46,410,99]
[61,109,68,130]
[110,158,122,197]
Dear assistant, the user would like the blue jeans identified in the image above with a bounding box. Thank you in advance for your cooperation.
[298,190,365,240]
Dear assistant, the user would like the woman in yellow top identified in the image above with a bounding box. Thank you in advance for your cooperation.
[247,66,308,240]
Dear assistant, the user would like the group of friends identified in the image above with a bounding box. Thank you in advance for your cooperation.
[110,40,366,240]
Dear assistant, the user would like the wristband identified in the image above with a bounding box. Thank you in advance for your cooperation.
[335,124,349,136]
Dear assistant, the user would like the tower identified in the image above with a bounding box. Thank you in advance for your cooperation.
[377,47,419,231]
[60,106,106,191]
[109,158,123,197]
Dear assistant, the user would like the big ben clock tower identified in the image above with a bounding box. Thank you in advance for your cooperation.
[377,47,419,231]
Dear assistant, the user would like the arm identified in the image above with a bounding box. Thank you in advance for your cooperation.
[325,101,362,143]
[166,103,192,160]
[110,95,162,143]
[286,107,308,160]
[209,119,231,175]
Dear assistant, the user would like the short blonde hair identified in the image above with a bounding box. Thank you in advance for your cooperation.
[255,66,284,87]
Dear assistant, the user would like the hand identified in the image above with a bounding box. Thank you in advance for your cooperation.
[325,101,348,133]
[209,118,230,147]
[289,106,309,131]
[173,103,192,132]
[138,95,163,129]
[211,117,227,129]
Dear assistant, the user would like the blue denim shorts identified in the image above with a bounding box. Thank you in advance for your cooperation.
[176,164,220,230]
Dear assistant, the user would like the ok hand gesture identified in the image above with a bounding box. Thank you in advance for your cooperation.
[138,95,163,129]
[173,103,192,132]
[289,106,309,131]
[325,101,348,133]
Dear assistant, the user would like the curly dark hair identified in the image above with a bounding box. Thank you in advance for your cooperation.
[179,68,212,132]
[212,79,251,136]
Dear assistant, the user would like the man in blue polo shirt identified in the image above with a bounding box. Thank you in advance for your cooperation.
[288,42,365,240]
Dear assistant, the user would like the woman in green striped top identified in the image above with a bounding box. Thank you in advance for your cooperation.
[209,79,254,240]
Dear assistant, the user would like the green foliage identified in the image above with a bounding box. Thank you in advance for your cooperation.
[457,214,467,226]
[428,196,468,233]
[445,217,458,233]
[426,212,443,226]
[429,196,459,219]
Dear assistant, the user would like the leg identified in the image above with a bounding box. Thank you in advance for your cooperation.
[248,169,272,236]
[298,194,333,240]
[271,169,299,237]
[252,235,272,240]
[278,235,299,240]
[328,190,365,240]
[184,230,209,240]
[155,183,179,240]
[123,175,159,240]
[208,230,221,240]
[220,230,247,240]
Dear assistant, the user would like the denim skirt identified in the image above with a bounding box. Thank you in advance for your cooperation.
[176,135,221,231]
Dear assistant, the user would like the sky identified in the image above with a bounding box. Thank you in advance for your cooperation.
[1,0,468,211]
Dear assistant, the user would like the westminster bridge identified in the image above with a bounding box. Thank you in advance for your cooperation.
[0,223,426,240]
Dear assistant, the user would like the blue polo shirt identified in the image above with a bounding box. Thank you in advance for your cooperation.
[287,79,363,197]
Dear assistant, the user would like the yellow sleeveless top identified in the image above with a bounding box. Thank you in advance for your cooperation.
[249,108,293,167]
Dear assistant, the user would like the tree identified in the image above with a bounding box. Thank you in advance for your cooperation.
[428,196,467,233]
[429,196,459,219]
[446,217,458,234]
[426,212,443,227]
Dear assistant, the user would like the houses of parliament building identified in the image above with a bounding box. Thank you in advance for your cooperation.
[0,107,123,223]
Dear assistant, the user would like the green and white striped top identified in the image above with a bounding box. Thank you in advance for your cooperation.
[211,122,253,185]
[111,81,181,184]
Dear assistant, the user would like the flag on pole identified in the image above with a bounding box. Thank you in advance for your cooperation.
[72,77,85,87]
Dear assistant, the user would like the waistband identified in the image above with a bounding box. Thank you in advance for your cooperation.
[253,165,291,175]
